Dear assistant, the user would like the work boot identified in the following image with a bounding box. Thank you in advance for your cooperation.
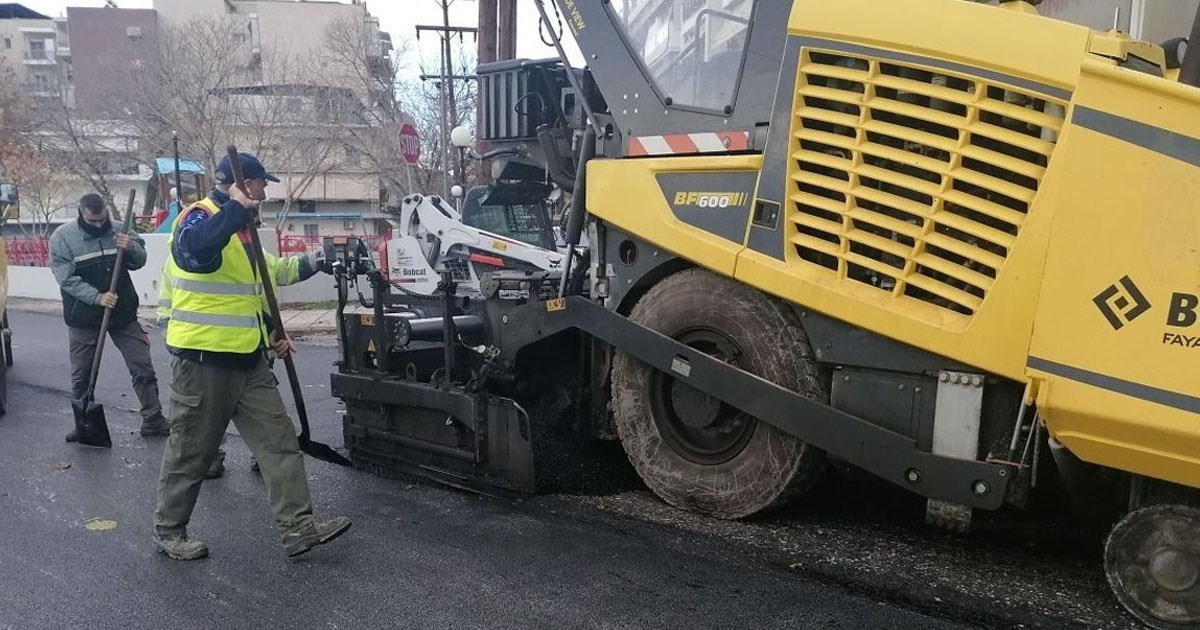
[205,449,226,480]
[139,417,170,437]
[281,516,352,558]
[65,430,78,443]
[154,531,209,561]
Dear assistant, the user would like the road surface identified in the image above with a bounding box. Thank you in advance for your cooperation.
[0,311,972,630]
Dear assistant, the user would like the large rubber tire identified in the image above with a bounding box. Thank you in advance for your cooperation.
[611,268,826,519]
[0,346,8,415]
[3,309,12,368]
[1106,504,1200,629]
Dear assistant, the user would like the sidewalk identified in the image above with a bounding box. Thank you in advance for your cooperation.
[6,297,339,336]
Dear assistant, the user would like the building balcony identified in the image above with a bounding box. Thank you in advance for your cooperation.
[23,51,55,65]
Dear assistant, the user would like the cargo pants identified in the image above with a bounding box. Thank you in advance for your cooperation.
[69,322,164,425]
[154,354,314,538]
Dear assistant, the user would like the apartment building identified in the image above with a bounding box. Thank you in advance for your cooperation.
[1,1,396,241]
[0,4,66,101]
[151,0,395,239]
[66,6,159,116]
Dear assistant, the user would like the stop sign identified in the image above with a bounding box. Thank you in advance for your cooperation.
[398,124,420,165]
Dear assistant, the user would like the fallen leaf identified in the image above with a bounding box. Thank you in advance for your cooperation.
[788,562,804,571]
[52,462,72,471]
[84,518,118,532]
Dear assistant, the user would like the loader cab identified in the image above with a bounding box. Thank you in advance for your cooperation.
[459,183,558,252]
[0,183,18,222]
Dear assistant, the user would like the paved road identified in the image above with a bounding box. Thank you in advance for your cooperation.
[0,311,966,630]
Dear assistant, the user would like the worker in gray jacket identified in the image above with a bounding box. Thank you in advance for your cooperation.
[50,193,169,441]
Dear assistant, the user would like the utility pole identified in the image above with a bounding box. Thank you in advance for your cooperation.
[443,0,460,196]
[477,0,497,181]
[478,0,498,65]
[478,0,516,185]
[497,0,517,61]
[418,1,477,198]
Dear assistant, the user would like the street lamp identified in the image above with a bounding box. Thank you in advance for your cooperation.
[450,125,473,193]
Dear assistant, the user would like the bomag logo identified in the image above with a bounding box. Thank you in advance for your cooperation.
[1094,276,1200,348]
[673,192,749,209]
[1094,276,1152,331]
[1164,292,1200,348]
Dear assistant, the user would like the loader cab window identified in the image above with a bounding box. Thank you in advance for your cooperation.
[460,186,557,251]
[609,0,755,113]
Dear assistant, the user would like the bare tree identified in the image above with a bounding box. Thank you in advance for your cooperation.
[0,60,80,233]
[0,60,29,185]
[124,17,252,173]
[321,15,437,205]
[397,42,478,196]
[3,146,72,237]
[22,84,133,216]
[224,47,353,230]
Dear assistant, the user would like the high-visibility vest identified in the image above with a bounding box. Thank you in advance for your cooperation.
[164,197,268,354]
[156,261,172,325]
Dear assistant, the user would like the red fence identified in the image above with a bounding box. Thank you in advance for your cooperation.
[6,237,50,267]
[278,234,389,257]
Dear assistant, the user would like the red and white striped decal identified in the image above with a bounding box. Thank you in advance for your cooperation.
[627,131,751,157]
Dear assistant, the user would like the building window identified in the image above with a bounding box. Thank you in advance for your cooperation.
[30,71,52,93]
[3,38,10,50]
[298,200,317,214]
[303,224,319,237]
[27,38,52,61]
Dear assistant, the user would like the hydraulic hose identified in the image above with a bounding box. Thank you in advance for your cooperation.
[557,127,596,297]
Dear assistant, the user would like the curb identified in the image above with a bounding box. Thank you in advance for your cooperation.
[9,298,338,336]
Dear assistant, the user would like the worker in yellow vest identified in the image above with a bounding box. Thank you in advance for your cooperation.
[153,151,350,561]
[156,232,314,480]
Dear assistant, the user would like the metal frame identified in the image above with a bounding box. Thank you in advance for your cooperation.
[487,295,1012,509]
[334,373,536,493]
[553,0,792,146]
[597,2,760,117]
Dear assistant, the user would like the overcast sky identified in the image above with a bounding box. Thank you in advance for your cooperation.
[19,0,583,70]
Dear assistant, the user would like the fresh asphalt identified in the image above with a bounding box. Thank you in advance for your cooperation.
[0,311,968,630]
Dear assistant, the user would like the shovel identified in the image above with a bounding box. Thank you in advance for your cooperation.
[72,189,138,448]
[225,146,351,467]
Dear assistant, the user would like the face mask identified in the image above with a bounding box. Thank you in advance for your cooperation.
[77,211,112,237]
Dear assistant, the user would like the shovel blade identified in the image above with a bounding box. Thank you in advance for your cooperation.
[299,436,352,468]
[71,397,112,448]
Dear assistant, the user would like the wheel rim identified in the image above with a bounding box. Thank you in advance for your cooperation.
[649,328,756,465]
[1107,505,1200,626]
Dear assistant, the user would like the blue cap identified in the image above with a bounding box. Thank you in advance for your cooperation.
[215,151,280,185]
